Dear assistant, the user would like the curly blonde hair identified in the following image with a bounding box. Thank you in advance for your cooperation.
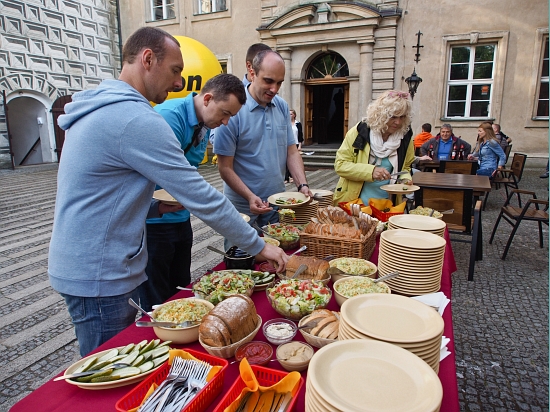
[363,90,413,134]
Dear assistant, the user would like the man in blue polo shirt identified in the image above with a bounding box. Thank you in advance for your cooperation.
[138,74,246,311]
[214,50,312,248]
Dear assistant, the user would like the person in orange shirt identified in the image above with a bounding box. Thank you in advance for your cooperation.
[413,123,433,150]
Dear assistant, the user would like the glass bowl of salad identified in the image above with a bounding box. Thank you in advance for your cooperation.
[266,279,332,321]
[192,270,255,305]
[262,223,301,250]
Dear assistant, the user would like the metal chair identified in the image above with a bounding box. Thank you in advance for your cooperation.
[415,186,482,281]
[438,160,479,175]
[483,153,527,210]
[489,189,549,259]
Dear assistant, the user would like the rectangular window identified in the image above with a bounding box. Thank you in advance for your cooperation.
[150,0,175,21]
[536,37,549,118]
[446,44,496,118]
[197,0,227,14]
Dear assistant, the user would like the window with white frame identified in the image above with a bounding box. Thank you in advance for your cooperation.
[536,37,549,118]
[197,0,227,14]
[150,0,175,21]
[446,44,496,118]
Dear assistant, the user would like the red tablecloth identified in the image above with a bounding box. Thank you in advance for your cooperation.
[12,233,459,412]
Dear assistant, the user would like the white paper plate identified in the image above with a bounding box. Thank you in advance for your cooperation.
[308,340,442,412]
[341,294,444,344]
[267,192,310,208]
[153,189,179,205]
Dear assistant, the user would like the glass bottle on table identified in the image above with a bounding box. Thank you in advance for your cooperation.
[451,144,457,160]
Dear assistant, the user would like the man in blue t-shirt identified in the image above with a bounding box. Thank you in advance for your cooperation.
[214,50,313,249]
[138,74,246,311]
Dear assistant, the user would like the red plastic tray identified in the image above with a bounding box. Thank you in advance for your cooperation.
[212,364,304,412]
[370,205,403,222]
[115,348,228,412]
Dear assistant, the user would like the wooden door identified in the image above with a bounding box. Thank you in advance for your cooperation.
[343,84,349,137]
[304,86,313,145]
[51,95,72,162]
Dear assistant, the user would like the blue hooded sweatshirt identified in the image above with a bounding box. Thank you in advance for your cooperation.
[48,79,264,297]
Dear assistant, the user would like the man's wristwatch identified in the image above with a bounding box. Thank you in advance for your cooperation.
[297,183,309,191]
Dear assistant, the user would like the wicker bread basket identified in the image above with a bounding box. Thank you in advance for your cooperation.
[297,312,339,348]
[299,231,376,260]
[198,315,262,359]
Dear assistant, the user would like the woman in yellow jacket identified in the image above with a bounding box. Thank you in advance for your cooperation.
[333,90,416,205]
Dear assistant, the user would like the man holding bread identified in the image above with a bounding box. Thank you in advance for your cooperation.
[48,27,288,356]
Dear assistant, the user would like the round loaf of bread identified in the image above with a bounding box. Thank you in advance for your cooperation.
[198,294,257,347]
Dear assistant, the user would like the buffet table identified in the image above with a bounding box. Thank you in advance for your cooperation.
[12,234,459,412]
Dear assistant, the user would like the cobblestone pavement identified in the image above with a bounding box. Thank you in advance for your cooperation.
[0,159,548,411]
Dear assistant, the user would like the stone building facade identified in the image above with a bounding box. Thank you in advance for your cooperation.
[0,0,121,167]
[119,0,549,154]
[1,0,548,168]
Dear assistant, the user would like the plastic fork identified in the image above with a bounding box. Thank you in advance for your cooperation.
[170,363,211,410]
[151,361,195,412]
[138,357,185,412]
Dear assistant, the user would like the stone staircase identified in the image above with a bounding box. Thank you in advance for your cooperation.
[301,147,337,169]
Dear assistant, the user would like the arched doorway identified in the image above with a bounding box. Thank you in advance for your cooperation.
[7,95,53,166]
[304,52,349,145]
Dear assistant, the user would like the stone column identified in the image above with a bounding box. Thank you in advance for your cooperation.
[278,47,293,103]
[358,41,374,118]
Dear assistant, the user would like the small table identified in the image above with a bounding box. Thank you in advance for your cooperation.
[412,171,491,202]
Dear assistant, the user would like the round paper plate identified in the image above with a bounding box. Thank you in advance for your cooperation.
[240,213,251,223]
[153,189,179,205]
[267,192,310,208]
[380,184,420,194]
[388,214,446,232]
[341,294,444,344]
[381,229,446,250]
[62,346,164,390]
[308,340,442,412]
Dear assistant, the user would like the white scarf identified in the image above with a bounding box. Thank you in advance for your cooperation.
[369,130,404,182]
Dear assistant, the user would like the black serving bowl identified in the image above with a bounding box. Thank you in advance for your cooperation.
[224,246,255,269]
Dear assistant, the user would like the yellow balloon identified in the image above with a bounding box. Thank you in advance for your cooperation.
[167,36,223,100]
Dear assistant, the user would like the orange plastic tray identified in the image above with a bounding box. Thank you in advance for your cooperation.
[212,365,304,412]
[115,348,228,412]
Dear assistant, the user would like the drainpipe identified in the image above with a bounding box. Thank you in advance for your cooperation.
[115,0,124,73]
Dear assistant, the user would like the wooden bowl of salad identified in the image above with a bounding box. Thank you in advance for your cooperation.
[266,278,332,321]
[262,223,301,250]
[332,277,390,307]
[151,297,214,344]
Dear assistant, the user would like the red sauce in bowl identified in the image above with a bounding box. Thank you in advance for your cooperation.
[235,341,273,365]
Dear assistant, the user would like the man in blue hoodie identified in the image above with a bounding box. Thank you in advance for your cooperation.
[49,27,288,356]
[139,73,246,311]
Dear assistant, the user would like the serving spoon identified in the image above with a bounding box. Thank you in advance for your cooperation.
[374,271,399,283]
[128,298,155,322]
[207,245,231,258]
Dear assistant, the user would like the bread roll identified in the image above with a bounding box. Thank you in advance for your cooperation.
[286,255,329,280]
[199,294,258,347]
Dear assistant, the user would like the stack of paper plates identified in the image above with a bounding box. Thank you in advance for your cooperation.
[388,214,446,237]
[305,339,442,411]
[378,229,446,295]
[310,189,334,209]
[280,200,318,226]
[338,294,444,373]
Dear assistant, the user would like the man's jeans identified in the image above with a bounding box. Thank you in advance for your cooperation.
[61,289,139,356]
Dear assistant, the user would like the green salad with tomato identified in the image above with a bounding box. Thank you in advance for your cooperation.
[193,271,255,305]
[263,223,301,241]
[267,279,332,320]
